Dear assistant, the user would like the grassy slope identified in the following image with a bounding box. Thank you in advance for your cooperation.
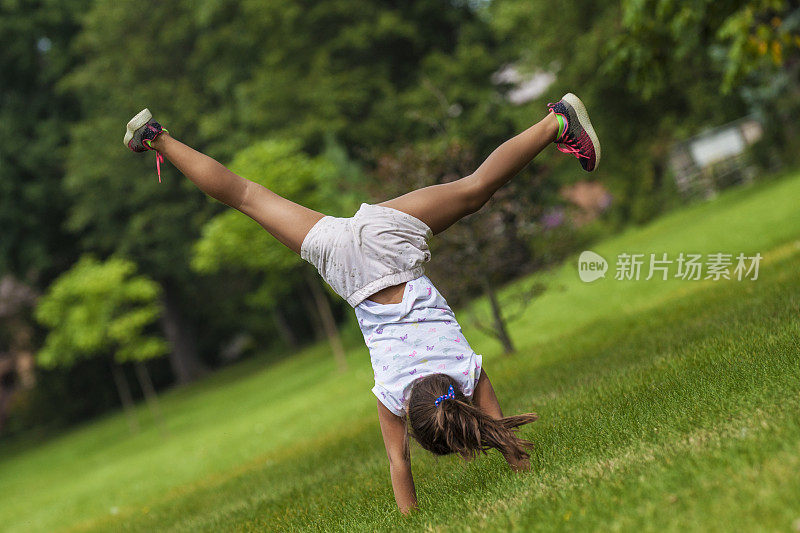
[0,172,799,532]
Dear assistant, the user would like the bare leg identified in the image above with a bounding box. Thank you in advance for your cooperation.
[150,134,324,254]
[380,112,559,235]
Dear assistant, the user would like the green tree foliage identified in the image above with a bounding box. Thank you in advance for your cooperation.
[35,256,167,368]
[231,1,490,152]
[609,0,800,96]
[608,0,800,168]
[0,0,87,283]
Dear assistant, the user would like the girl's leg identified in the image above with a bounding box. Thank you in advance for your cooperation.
[379,112,559,235]
[149,134,324,254]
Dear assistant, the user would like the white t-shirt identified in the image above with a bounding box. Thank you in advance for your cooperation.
[355,275,483,416]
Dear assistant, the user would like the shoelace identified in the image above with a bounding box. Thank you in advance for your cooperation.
[555,141,590,159]
[143,126,169,183]
[554,128,590,160]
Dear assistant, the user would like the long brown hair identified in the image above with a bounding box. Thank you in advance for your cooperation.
[406,373,538,462]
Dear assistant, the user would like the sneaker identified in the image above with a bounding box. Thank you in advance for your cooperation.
[123,108,169,182]
[547,93,601,172]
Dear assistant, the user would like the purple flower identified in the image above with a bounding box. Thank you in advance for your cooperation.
[541,207,565,229]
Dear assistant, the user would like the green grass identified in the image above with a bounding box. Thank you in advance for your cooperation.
[1,172,800,532]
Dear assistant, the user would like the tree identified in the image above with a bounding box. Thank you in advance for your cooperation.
[35,256,168,432]
[0,275,38,434]
[608,0,800,166]
[0,0,86,285]
[192,139,359,370]
[608,0,800,95]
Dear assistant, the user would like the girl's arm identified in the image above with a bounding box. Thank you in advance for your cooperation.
[377,400,418,514]
[473,369,531,472]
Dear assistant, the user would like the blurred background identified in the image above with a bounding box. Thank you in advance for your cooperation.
[1,0,798,439]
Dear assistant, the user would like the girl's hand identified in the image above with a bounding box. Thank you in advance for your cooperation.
[377,400,419,513]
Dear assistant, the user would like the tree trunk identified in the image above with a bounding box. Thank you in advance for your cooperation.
[301,289,326,342]
[159,282,206,384]
[134,361,168,437]
[110,362,139,434]
[272,307,298,349]
[304,269,347,372]
[0,383,13,435]
[482,279,515,354]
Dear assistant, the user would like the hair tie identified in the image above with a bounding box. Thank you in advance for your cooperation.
[434,384,455,407]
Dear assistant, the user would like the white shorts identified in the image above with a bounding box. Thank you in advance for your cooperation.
[300,203,433,307]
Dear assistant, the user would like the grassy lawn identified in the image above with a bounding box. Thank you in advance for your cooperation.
[1,172,799,532]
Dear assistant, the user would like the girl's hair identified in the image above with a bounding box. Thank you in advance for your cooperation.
[406,373,538,462]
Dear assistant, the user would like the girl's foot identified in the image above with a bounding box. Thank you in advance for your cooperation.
[547,93,601,172]
[123,108,169,182]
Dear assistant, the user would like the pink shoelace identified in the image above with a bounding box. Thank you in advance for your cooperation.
[555,142,590,159]
[154,151,164,183]
[143,125,168,183]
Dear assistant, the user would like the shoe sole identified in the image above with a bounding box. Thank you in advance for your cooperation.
[123,108,152,148]
[562,93,601,171]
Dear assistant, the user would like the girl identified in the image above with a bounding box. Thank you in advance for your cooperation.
[123,93,600,514]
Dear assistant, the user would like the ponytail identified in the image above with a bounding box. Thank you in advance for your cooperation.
[407,374,538,461]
